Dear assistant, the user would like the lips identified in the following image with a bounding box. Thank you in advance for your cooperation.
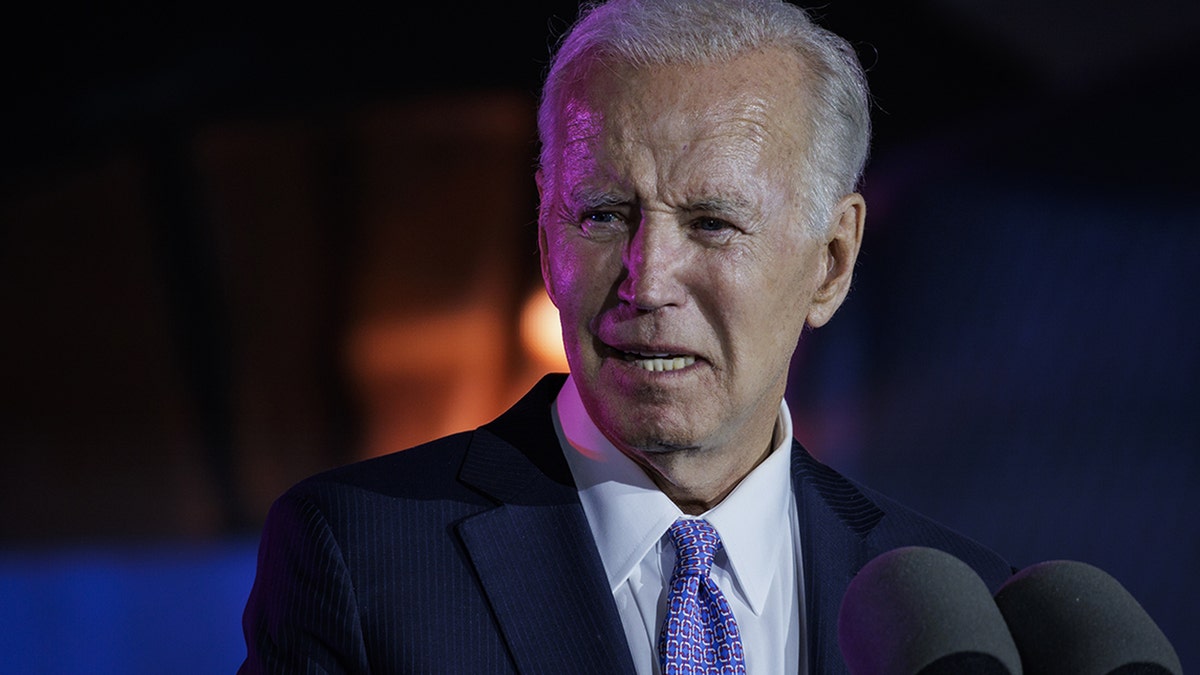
[622,352,697,372]
[603,342,700,372]
[593,315,703,373]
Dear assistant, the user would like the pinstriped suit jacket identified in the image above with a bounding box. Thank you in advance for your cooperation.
[240,374,1012,673]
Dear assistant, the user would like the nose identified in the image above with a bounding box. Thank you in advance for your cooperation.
[617,219,685,311]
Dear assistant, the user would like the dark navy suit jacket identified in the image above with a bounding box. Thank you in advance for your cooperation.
[240,374,1012,673]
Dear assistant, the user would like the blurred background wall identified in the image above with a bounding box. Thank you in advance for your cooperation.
[2,1,1197,671]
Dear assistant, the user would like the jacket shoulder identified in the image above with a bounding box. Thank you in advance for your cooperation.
[292,430,479,501]
[858,482,1013,588]
[793,443,1012,589]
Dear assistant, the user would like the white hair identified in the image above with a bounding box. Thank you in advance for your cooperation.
[537,0,871,233]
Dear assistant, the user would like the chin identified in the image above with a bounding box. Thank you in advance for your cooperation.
[598,407,710,455]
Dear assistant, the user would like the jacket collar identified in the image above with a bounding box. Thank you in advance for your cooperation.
[456,374,637,674]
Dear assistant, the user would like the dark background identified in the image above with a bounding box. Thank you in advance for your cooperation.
[2,1,1197,671]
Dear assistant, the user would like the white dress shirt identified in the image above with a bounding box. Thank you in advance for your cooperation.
[553,375,806,675]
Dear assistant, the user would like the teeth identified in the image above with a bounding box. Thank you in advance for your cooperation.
[631,355,696,372]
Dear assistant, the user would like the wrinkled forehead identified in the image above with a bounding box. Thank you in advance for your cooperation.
[543,49,815,193]
[557,94,605,171]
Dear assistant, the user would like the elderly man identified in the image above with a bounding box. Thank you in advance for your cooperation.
[240,1,1011,673]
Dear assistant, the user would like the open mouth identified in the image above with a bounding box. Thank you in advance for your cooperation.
[619,351,697,372]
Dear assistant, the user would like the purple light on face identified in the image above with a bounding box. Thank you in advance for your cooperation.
[555,95,606,195]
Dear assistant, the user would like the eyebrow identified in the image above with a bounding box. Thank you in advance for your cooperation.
[567,186,755,217]
[686,196,753,216]
[569,186,630,210]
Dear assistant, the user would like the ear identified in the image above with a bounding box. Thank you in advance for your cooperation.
[806,192,865,328]
[535,169,559,307]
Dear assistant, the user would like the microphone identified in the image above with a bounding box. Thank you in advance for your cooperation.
[838,546,1023,674]
[994,560,1182,675]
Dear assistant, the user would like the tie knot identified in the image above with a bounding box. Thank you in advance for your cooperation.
[667,518,722,576]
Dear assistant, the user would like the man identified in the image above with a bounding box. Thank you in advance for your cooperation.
[240,1,1012,673]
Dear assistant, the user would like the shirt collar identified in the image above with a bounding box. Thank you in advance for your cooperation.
[553,374,794,616]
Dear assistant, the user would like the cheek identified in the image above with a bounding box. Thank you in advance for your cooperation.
[729,250,820,350]
[546,243,582,305]
[546,238,610,319]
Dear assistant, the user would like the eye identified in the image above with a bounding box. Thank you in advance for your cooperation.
[584,211,621,224]
[691,217,734,233]
[579,210,627,239]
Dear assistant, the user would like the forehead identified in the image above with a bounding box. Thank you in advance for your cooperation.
[550,47,812,199]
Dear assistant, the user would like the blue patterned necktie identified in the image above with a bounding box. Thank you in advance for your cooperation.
[659,518,747,675]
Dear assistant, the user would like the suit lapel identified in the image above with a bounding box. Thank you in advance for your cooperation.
[456,376,636,675]
[792,442,885,675]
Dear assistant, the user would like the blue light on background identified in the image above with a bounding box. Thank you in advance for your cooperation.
[0,540,258,674]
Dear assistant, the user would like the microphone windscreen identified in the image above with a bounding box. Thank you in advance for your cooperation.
[994,560,1181,675]
[838,546,1022,675]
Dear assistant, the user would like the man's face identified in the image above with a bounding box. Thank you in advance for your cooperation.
[538,47,862,477]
